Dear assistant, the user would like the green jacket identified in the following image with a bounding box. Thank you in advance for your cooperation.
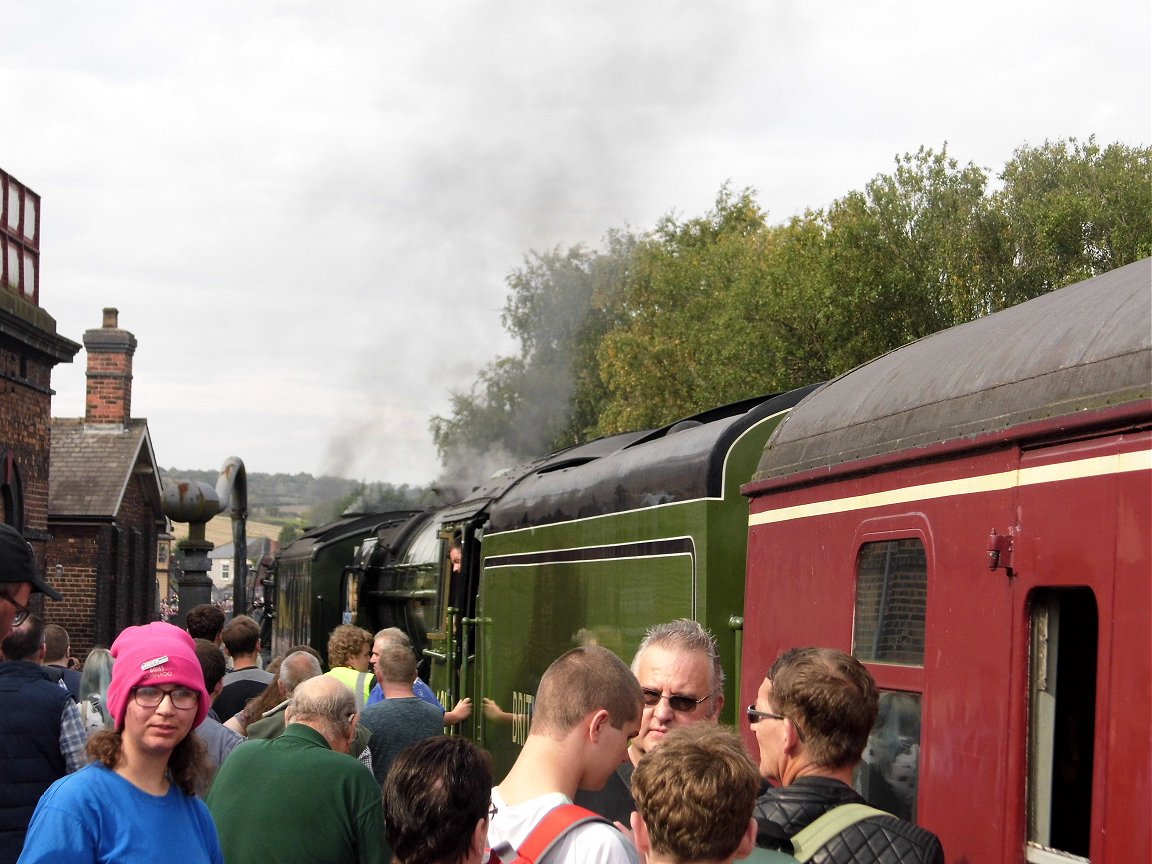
[206,724,386,864]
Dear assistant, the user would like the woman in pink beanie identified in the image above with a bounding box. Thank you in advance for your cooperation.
[18,622,223,864]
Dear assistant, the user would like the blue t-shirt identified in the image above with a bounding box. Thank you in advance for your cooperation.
[366,677,444,709]
[18,762,223,864]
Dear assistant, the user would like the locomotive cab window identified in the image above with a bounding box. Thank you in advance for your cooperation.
[853,538,927,665]
[1027,588,1097,863]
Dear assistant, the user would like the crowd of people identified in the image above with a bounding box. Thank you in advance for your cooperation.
[1,521,944,864]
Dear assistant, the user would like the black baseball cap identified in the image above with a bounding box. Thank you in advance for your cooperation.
[0,523,63,601]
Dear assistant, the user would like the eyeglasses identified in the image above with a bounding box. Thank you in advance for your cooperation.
[0,592,32,629]
[746,705,806,742]
[132,686,200,710]
[641,688,710,713]
[487,802,498,820]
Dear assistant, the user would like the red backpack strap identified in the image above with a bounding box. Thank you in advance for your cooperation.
[510,803,612,864]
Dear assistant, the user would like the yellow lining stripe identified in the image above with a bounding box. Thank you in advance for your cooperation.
[749,449,1152,527]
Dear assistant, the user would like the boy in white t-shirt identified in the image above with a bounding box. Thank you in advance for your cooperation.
[488,645,643,864]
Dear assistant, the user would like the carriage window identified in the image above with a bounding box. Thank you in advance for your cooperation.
[853,539,927,665]
[1027,589,1096,862]
[855,691,922,822]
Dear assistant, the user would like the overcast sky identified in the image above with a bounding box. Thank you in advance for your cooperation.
[3,1,1148,486]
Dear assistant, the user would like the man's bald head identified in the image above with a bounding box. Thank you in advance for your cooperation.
[286,675,357,748]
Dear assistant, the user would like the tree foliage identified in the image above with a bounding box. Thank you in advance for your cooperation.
[996,136,1152,298]
[432,137,1152,464]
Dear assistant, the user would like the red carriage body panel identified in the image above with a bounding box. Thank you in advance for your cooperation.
[743,260,1151,863]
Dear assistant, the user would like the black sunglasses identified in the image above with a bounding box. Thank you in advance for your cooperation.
[641,688,710,713]
[746,705,806,742]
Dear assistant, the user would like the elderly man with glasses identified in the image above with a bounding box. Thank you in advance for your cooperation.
[575,619,726,827]
[0,523,63,643]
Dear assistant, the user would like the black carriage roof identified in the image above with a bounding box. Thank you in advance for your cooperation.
[487,387,818,531]
[277,510,423,561]
[751,258,1152,484]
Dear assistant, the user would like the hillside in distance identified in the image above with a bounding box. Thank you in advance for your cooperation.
[159,468,436,537]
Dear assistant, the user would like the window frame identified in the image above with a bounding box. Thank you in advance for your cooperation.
[851,515,932,693]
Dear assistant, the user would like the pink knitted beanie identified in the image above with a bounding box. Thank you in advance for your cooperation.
[105,621,210,730]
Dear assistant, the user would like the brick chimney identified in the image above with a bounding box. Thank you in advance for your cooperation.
[84,307,137,425]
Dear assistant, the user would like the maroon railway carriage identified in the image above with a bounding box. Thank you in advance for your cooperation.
[741,259,1150,864]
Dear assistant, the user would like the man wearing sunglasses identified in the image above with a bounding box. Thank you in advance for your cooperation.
[749,647,943,864]
[0,523,63,643]
[576,619,725,826]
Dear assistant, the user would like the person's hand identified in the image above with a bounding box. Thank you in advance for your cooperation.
[482,697,514,723]
[444,697,473,725]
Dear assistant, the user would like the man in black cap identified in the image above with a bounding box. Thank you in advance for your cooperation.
[0,524,62,643]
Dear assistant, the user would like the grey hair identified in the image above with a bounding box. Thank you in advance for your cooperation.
[279,650,323,695]
[289,676,356,740]
[632,619,726,695]
[374,627,411,647]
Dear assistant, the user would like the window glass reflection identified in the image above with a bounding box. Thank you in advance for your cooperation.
[855,690,922,822]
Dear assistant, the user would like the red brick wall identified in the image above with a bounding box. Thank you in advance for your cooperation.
[0,342,53,585]
[46,528,102,652]
[84,349,133,423]
[46,470,161,656]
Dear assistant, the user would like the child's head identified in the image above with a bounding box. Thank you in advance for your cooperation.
[631,724,760,863]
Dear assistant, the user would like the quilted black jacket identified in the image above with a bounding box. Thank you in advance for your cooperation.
[754,777,944,864]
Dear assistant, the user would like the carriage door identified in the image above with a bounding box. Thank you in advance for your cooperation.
[1013,433,1141,863]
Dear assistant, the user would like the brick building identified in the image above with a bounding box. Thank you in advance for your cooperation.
[47,309,165,654]
[0,168,81,614]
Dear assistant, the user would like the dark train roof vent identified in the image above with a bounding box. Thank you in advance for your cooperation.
[535,456,601,475]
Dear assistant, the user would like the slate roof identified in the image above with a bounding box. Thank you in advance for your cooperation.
[49,418,162,518]
[209,537,274,559]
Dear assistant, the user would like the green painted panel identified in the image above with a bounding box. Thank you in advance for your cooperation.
[443,403,794,772]
[476,553,693,773]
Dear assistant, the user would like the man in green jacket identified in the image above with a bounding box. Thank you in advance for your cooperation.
[207,675,386,864]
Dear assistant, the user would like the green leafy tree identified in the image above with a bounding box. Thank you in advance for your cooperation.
[594,186,778,433]
[819,145,1005,366]
[996,137,1152,300]
[432,137,1151,462]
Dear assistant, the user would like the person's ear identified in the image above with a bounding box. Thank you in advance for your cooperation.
[469,817,488,862]
[588,708,610,743]
[630,812,650,858]
[710,691,725,720]
[733,817,758,860]
[783,717,804,756]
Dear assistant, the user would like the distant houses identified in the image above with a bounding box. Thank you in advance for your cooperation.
[208,535,276,607]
